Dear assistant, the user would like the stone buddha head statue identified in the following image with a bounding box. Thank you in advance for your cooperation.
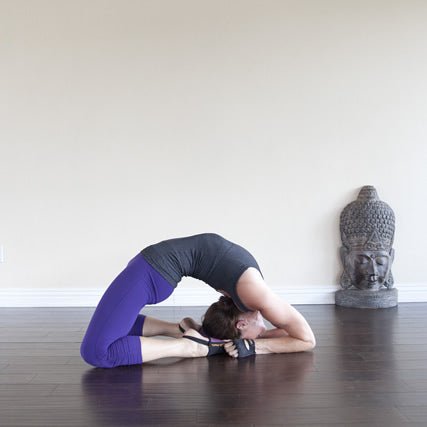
[340,186,395,291]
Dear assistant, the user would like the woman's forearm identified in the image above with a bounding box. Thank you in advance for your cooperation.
[254,334,315,354]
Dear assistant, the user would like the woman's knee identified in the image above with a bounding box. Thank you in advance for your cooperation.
[80,340,96,366]
[80,340,111,368]
[80,336,142,368]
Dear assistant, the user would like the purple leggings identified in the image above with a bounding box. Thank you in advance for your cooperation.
[80,253,174,368]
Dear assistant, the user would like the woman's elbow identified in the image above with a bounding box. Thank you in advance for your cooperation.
[303,324,316,351]
[305,335,316,351]
[299,329,316,351]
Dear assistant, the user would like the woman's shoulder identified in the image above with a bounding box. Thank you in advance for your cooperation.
[236,268,273,311]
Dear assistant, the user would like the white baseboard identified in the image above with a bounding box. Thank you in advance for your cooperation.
[0,284,426,307]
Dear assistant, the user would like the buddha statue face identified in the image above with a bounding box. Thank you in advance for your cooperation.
[341,248,394,291]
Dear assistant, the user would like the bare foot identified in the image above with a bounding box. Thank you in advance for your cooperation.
[178,317,201,335]
[182,328,209,357]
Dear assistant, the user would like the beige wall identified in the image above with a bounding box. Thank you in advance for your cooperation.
[1,1,426,300]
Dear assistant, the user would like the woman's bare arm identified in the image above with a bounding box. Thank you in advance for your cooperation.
[256,297,316,353]
[235,268,316,354]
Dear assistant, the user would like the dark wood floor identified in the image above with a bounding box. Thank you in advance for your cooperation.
[1,303,427,426]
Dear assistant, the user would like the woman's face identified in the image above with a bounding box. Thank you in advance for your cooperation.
[238,310,267,339]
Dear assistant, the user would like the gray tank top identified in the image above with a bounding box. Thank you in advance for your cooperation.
[140,233,261,311]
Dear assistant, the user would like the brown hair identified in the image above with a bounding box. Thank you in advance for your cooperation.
[202,296,242,340]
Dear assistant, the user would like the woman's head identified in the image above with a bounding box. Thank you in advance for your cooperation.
[202,296,242,340]
[202,296,267,340]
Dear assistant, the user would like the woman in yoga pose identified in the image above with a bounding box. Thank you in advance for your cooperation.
[80,233,315,368]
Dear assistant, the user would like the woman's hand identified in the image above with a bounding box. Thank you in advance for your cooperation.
[224,339,256,358]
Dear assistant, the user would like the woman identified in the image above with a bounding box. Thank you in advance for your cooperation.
[80,233,315,368]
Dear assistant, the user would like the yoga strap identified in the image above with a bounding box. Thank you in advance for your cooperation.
[183,335,226,356]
